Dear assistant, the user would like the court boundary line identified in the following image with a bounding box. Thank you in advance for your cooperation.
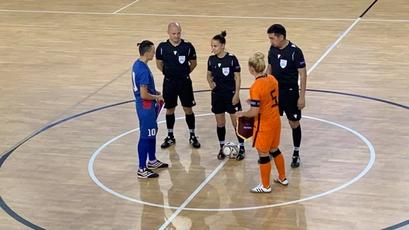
[112,0,139,14]
[1,9,407,22]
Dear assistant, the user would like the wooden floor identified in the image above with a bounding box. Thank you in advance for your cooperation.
[1,0,409,229]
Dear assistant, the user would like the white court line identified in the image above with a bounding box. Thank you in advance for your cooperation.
[307,17,361,75]
[0,9,353,21]
[112,0,139,14]
[88,114,376,212]
[158,160,228,230]
[0,9,408,22]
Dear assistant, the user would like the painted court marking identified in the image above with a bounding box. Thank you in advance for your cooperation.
[88,114,376,212]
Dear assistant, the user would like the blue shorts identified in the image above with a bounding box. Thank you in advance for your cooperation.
[136,101,158,139]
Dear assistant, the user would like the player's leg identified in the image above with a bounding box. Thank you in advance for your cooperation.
[251,136,272,193]
[270,148,288,185]
[227,97,245,160]
[285,87,302,168]
[212,92,227,159]
[136,106,159,178]
[161,79,177,148]
[215,113,226,160]
[179,78,200,147]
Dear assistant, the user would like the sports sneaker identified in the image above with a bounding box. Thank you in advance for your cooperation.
[250,183,272,193]
[236,147,245,161]
[217,148,225,160]
[137,168,159,179]
[274,177,289,186]
[161,136,176,149]
[189,135,201,148]
[291,155,300,168]
[147,160,169,169]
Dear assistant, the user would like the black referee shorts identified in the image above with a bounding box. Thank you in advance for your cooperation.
[211,91,242,114]
[162,77,196,109]
[279,86,301,121]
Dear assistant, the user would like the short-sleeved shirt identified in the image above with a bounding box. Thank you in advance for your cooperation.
[156,39,196,79]
[268,41,305,87]
[207,52,241,93]
[132,59,157,107]
[250,75,280,133]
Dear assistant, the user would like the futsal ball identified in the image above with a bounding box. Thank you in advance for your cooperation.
[222,142,239,158]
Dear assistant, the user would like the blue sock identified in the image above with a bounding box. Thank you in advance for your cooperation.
[138,138,149,169]
[147,138,157,162]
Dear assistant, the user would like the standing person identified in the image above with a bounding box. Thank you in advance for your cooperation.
[266,24,307,168]
[132,40,169,179]
[237,52,288,193]
[156,22,200,149]
[207,31,245,160]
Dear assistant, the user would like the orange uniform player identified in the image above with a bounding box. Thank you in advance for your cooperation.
[250,74,281,153]
[237,52,288,193]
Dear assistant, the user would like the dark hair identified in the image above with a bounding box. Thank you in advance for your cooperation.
[212,30,227,44]
[267,24,286,39]
[137,40,154,55]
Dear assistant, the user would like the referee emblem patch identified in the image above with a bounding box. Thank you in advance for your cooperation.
[280,59,287,68]
[178,56,186,64]
[222,67,230,76]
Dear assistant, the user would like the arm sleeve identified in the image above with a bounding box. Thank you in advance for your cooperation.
[207,57,212,71]
[188,43,197,60]
[232,55,241,73]
[249,83,261,107]
[155,43,163,60]
[294,48,306,69]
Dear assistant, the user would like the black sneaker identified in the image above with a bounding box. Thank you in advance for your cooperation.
[236,147,245,161]
[137,168,159,179]
[147,160,169,169]
[161,136,176,149]
[189,135,201,148]
[217,148,225,160]
[291,155,300,168]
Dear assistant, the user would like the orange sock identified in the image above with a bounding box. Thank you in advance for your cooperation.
[273,153,286,181]
[259,162,271,188]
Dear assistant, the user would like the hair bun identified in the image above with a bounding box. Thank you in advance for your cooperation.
[220,30,227,37]
[254,52,264,60]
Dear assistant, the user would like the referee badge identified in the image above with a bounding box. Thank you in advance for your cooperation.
[222,67,230,76]
[178,56,186,64]
[280,59,287,68]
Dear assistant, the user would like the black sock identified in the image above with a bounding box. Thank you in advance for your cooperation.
[217,126,226,148]
[166,114,175,137]
[237,135,244,149]
[292,125,301,156]
[186,113,195,137]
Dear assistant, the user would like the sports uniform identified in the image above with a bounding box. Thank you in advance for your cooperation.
[268,41,305,121]
[249,75,281,153]
[156,39,197,108]
[156,38,200,148]
[207,52,242,114]
[132,59,167,178]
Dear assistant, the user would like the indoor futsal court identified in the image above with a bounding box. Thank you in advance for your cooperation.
[1,0,409,229]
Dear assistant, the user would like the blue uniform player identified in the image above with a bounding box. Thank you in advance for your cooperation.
[132,40,168,179]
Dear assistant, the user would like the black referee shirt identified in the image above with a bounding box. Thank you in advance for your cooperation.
[156,39,196,79]
[208,52,241,93]
[268,41,305,87]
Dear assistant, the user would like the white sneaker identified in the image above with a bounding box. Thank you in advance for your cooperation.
[137,168,159,179]
[250,183,272,193]
[274,177,289,186]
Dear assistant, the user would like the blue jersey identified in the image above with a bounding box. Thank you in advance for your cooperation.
[132,59,158,139]
[132,59,157,104]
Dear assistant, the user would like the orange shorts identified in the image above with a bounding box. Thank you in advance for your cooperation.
[253,129,281,153]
